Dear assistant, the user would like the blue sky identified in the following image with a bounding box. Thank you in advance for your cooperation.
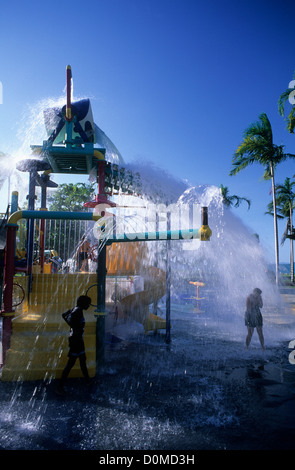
[0,0,295,262]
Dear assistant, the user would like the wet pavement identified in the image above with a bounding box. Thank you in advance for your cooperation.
[1,327,295,452]
[1,292,295,454]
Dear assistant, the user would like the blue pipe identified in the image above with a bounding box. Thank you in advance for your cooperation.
[7,210,101,225]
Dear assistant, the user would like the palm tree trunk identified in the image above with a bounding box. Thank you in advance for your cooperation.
[290,237,294,283]
[270,161,279,285]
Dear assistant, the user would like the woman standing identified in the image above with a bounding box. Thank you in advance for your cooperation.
[245,288,265,350]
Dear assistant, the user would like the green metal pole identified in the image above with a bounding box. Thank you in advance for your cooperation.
[95,238,107,373]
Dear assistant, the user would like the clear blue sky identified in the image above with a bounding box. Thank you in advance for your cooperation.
[0,0,295,262]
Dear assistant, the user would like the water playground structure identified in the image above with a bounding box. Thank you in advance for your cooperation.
[0,66,212,382]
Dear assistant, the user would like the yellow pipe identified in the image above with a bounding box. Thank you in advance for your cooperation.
[93,149,105,160]
[8,210,23,225]
[199,225,212,241]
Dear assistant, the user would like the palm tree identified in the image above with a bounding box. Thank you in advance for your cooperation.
[220,184,251,209]
[278,71,295,134]
[266,178,295,283]
[276,178,295,283]
[230,112,295,285]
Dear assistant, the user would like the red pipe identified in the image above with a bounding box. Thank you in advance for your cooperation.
[2,225,17,314]
[84,161,117,208]
[98,160,105,195]
[1,224,17,366]
[66,65,72,121]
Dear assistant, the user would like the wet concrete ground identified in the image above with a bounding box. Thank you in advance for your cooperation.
[1,290,295,454]
[0,331,295,452]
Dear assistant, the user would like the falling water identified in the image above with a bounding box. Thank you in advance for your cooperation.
[172,184,285,341]
[2,97,295,450]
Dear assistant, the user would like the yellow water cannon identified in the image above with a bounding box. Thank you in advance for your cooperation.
[199,207,212,241]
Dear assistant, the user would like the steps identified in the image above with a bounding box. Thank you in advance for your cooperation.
[1,273,98,381]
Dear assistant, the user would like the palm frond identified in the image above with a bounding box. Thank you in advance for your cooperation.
[266,200,286,219]
[278,89,292,116]
[229,155,255,175]
[220,184,251,209]
[243,113,272,143]
[287,107,295,134]
[278,71,295,133]
[235,196,251,209]
[281,220,289,246]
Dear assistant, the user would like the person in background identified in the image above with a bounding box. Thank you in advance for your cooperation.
[245,287,265,350]
[76,235,90,271]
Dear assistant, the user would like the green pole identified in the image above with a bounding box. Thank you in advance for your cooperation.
[95,237,107,373]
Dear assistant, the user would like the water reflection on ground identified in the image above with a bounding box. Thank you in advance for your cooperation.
[1,300,295,451]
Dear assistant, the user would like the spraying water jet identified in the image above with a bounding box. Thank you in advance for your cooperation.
[0,66,211,381]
